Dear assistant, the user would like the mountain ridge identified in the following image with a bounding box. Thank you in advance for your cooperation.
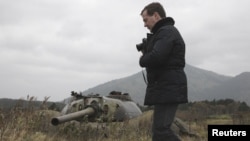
[82,64,250,106]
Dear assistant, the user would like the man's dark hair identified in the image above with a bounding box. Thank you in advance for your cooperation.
[140,2,166,18]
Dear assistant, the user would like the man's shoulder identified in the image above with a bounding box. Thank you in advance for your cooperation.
[161,24,177,32]
[155,25,177,38]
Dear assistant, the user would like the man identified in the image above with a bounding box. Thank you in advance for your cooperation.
[138,2,188,141]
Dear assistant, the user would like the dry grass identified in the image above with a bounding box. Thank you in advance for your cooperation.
[1,98,249,141]
[0,108,196,141]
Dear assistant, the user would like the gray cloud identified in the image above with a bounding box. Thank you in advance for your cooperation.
[1,0,250,101]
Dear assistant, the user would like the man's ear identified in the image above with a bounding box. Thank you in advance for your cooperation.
[153,12,161,20]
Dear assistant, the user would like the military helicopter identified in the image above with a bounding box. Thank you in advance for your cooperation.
[51,91,142,126]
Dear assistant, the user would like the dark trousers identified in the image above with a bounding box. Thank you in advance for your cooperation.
[152,104,181,141]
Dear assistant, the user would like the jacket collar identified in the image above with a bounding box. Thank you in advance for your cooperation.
[151,17,175,34]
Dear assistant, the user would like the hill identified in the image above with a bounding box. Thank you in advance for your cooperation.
[82,64,250,106]
[200,72,250,103]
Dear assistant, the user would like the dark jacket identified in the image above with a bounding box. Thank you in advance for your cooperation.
[139,17,188,105]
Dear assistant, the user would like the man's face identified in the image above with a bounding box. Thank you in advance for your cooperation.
[141,10,160,32]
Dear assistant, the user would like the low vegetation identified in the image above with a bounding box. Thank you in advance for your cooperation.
[0,97,250,141]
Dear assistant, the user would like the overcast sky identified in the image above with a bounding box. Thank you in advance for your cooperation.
[1,0,250,101]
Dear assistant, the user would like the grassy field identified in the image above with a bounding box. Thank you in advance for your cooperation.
[1,103,250,141]
[0,109,193,141]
